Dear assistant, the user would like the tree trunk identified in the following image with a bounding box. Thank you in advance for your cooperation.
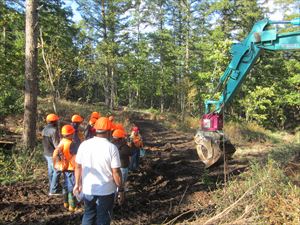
[101,0,111,107]
[110,65,115,110]
[104,69,110,106]
[23,0,38,149]
[160,97,164,113]
[128,89,132,108]
[3,26,6,56]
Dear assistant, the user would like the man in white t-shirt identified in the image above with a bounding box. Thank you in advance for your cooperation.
[73,117,124,225]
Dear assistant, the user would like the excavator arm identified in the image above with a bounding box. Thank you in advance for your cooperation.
[195,18,300,168]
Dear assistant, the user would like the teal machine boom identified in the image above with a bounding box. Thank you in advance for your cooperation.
[195,18,300,168]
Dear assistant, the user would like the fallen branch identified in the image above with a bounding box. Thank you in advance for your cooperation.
[221,204,257,225]
[163,209,195,225]
[287,162,300,167]
[203,181,264,225]
[178,185,189,206]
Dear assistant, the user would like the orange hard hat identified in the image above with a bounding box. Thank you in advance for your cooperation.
[71,114,83,123]
[108,120,114,131]
[94,117,112,132]
[112,129,126,138]
[114,123,125,131]
[61,124,75,136]
[46,114,59,123]
[109,121,116,131]
[89,117,97,125]
[91,111,100,119]
[108,115,114,121]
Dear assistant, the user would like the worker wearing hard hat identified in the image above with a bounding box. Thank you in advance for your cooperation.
[84,111,100,140]
[129,126,144,171]
[111,128,132,195]
[53,125,78,212]
[42,113,61,196]
[71,114,84,147]
[73,117,124,225]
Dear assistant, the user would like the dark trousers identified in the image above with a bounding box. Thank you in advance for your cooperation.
[82,193,115,225]
[129,148,140,171]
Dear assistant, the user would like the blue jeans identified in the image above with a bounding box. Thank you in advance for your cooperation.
[129,149,140,171]
[44,155,61,194]
[120,168,128,184]
[64,171,75,192]
[82,193,115,225]
[64,171,76,207]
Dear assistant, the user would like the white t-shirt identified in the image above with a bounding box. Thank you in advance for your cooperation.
[76,137,121,196]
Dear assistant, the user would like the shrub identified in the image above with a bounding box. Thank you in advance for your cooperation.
[0,145,45,185]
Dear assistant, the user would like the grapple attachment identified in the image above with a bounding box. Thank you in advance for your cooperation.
[194,130,236,168]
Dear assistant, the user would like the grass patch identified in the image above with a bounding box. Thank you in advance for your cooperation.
[194,144,300,225]
[224,121,273,145]
[134,110,200,132]
[224,121,298,148]
[38,98,110,122]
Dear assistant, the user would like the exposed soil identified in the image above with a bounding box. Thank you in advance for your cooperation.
[0,118,250,225]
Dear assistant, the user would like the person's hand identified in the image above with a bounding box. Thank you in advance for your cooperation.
[73,184,82,196]
[118,191,125,205]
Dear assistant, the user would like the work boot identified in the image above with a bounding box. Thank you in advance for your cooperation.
[68,192,77,212]
[63,202,69,209]
[68,205,76,212]
[63,192,68,204]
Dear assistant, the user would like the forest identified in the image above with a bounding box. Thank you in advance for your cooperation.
[1,0,299,130]
[0,0,300,224]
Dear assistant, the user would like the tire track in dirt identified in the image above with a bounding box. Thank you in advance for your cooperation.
[112,119,212,225]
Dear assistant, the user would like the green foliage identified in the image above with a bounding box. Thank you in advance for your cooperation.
[239,86,275,124]
[284,58,300,106]
[38,0,79,99]
[0,75,24,115]
[1,0,299,131]
[0,4,25,116]
[0,146,45,185]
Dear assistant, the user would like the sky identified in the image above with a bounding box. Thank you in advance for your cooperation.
[63,0,82,22]
[63,0,297,23]
[264,0,283,20]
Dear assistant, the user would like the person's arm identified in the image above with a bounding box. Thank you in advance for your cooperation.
[112,168,124,205]
[112,168,122,188]
[84,125,90,139]
[73,162,82,195]
[128,134,134,147]
[52,129,60,148]
[52,148,59,170]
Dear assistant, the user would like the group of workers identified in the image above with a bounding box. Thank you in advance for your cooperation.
[41,111,144,225]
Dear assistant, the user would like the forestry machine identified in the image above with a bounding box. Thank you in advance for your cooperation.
[194,18,300,168]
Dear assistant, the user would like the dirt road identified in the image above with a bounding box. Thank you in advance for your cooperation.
[0,118,220,225]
